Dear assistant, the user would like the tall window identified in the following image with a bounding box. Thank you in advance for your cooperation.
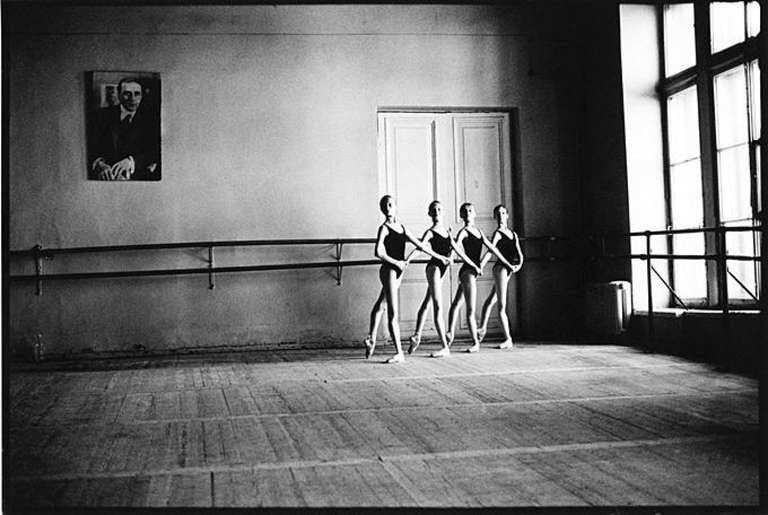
[660,1,761,307]
[713,61,761,300]
[667,87,707,299]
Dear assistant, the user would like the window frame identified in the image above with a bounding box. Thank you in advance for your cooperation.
[657,0,761,309]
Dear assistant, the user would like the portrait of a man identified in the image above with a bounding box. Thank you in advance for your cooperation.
[86,71,161,181]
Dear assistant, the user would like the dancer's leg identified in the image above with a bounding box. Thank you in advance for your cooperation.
[368,289,386,339]
[428,265,450,357]
[446,283,464,347]
[494,265,513,349]
[365,288,386,358]
[477,288,497,343]
[381,266,405,362]
[461,270,480,352]
[408,288,431,354]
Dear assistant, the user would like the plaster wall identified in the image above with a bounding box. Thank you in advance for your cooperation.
[7,4,608,356]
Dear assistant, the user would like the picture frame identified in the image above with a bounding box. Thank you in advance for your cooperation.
[85,71,161,181]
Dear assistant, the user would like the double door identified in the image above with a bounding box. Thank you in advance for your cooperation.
[377,111,516,337]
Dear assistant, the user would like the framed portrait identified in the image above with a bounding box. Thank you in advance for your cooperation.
[85,71,161,181]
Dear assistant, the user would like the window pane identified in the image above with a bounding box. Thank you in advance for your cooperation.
[667,87,700,163]
[714,67,749,148]
[669,157,706,300]
[727,258,758,300]
[673,232,707,299]
[711,2,746,53]
[664,3,696,76]
[724,220,759,301]
[630,235,670,311]
[717,145,752,222]
[756,145,762,214]
[749,60,761,138]
[724,224,757,259]
[670,160,704,228]
[747,1,760,38]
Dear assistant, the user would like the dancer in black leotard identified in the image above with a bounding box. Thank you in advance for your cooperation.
[364,195,451,363]
[403,201,455,358]
[477,205,524,349]
[446,202,515,353]
[458,230,484,277]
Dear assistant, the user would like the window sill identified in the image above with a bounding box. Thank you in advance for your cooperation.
[634,308,760,317]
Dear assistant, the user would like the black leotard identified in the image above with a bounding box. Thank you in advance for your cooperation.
[382,224,407,277]
[495,230,521,270]
[427,229,452,277]
[459,229,483,276]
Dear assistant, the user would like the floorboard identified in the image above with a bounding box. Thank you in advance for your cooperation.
[6,343,759,508]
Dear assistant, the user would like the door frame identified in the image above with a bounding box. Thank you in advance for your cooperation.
[377,106,524,336]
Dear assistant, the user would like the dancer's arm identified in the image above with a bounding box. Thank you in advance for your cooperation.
[480,229,514,270]
[450,229,482,274]
[404,229,431,264]
[511,231,524,273]
[404,227,450,264]
[374,224,405,271]
[479,230,502,269]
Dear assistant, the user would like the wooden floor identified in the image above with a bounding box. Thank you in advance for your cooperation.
[6,342,759,508]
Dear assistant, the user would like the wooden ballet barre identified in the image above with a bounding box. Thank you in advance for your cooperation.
[8,259,385,282]
[8,237,377,257]
[8,235,556,285]
[9,238,378,293]
[9,226,759,296]
[8,255,575,282]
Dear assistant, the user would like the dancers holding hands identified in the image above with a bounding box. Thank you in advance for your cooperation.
[364,195,452,363]
[445,202,515,353]
[365,196,520,361]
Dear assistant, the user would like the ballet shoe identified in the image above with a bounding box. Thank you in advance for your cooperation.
[364,336,375,359]
[446,332,454,347]
[386,353,405,364]
[477,328,486,343]
[497,340,513,350]
[407,334,421,355]
[465,344,480,353]
[431,347,450,358]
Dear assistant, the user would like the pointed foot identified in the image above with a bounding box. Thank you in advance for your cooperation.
[431,347,450,358]
[364,336,375,359]
[407,334,421,355]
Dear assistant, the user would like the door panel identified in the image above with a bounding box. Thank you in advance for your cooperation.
[384,117,437,227]
[452,115,511,333]
[380,114,439,329]
[453,116,509,234]
[379,114,458,219]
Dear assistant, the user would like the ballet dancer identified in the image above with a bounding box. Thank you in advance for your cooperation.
[477,204,524,349]
[364,195,451,363]
[403,200,455,358]
[446,202,515,353]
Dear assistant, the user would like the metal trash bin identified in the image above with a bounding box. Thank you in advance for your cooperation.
[584,282,632,336]
[609,280,632,330]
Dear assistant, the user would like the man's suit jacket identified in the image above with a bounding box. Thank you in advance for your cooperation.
[88,104,160,180]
